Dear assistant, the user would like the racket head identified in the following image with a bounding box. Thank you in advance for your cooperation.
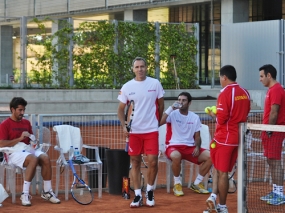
[35,127,51,153]
[71,176,94,205]
[125,100,134,132]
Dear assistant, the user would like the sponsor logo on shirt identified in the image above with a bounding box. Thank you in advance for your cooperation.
[235,95,248,101]
[175,120,193,124]
[148,90,156,92]
[129,92,135,95]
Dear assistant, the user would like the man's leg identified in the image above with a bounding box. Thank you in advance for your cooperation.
[205,168,219,213]
[217,170,229,205]
[191,150,212,194]
[198,150,212,177]
[265,158,285,205]
[130,155,143,207]
[145,154,158,206]
[170,150,182,177]
[268,159,283,186]
[21,154,38,206]
[169,151,184,196]
[38,153,60,204]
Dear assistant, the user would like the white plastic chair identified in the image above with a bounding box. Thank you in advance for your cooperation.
[0,126,51,203]
[153,124,172,192]
[53,125,103,200]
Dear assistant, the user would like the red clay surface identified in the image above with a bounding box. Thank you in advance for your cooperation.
[1,187,237,213]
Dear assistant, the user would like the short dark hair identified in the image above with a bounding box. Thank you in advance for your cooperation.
[259,64,277,79]
[178,92,192,103]
[220,65,237,81]
[10,97,27,111]
[132,57,147,68]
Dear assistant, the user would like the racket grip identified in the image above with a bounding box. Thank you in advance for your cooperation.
[125,142,129,152]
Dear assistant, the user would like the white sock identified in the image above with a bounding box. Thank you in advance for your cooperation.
[174,176,181,185]
[218,204,227,209]
[23,181,31,194]
[134,189,142,196]
[273,184,278,194]
[276,185,284,196]
[194,174,204,185]
[146,184,153,192]
[210,193,217,200]
[44,180,52,192]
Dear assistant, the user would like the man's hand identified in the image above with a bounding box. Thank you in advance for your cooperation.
[192,146,200,157]
[266,131,273,138]
[20,131,31,141]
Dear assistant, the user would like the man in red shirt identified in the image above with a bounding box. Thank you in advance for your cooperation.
[0,97,60,206]
[259,64,285,205]
[204,65,250,213]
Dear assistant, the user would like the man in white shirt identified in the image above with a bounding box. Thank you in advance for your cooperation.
[117,57,164,208]
[160,92,212,196]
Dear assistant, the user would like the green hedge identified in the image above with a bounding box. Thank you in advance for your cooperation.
[26,18,198,89]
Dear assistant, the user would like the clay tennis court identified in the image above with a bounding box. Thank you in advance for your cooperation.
[0,120,238,213]
[3,111,283,212]
[1,187,238,212]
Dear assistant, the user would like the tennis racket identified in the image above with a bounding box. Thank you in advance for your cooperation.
[68,159,94,205]
[125,100,134,152]
[228,161,237,194]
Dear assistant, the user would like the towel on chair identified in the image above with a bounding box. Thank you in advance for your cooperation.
[0,183,8,203]
[53,125,82,153]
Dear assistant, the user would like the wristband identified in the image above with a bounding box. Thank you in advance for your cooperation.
[165,106,173,115]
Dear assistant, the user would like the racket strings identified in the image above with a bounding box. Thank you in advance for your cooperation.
[71,185,93,204]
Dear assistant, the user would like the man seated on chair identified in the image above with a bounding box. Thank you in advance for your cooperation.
[160,92,212,196]
[0,97,60,206]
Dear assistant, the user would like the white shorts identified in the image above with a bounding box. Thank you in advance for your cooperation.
[7,149,44,169]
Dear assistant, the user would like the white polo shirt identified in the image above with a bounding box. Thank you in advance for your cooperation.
[166,110,201,146]
[118,77,165,133]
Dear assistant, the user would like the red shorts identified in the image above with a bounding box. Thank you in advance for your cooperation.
[262,132,285,160]
[128,131,159,156]
[210,140,238,172]
[165,145,207,165]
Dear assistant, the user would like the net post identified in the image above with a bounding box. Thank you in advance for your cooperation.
[238,122,247,213]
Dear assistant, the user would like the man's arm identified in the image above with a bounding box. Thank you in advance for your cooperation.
[117,101,127,131]
[160,111,168,126]
[157,97,164,124]
[268,104,279,125]
[194,131,201,149]
[0,131,30,148]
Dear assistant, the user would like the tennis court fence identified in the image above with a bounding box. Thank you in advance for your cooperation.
[4,110,283,213]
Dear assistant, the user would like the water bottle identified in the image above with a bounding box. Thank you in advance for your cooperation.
[173,102,182,108]
[207,177,213,193]
[69,146,74,160]
[74,147,80,156]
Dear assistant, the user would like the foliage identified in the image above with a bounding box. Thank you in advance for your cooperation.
[159,23,198,89]
[27,18,198,89]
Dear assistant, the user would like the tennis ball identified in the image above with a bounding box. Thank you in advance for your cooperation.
[211,106,217,114]
[211,142,216,149]
[204,106,211,114]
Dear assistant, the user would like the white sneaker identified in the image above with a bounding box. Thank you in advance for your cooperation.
[130,195,143,208]
[206,196,217,213]
[146,190,155,207]
[41,189,61,204]
[20,193,32,206]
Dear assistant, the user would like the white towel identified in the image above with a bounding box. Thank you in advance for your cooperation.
[0,183,9,203]
[53,125,82,153]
